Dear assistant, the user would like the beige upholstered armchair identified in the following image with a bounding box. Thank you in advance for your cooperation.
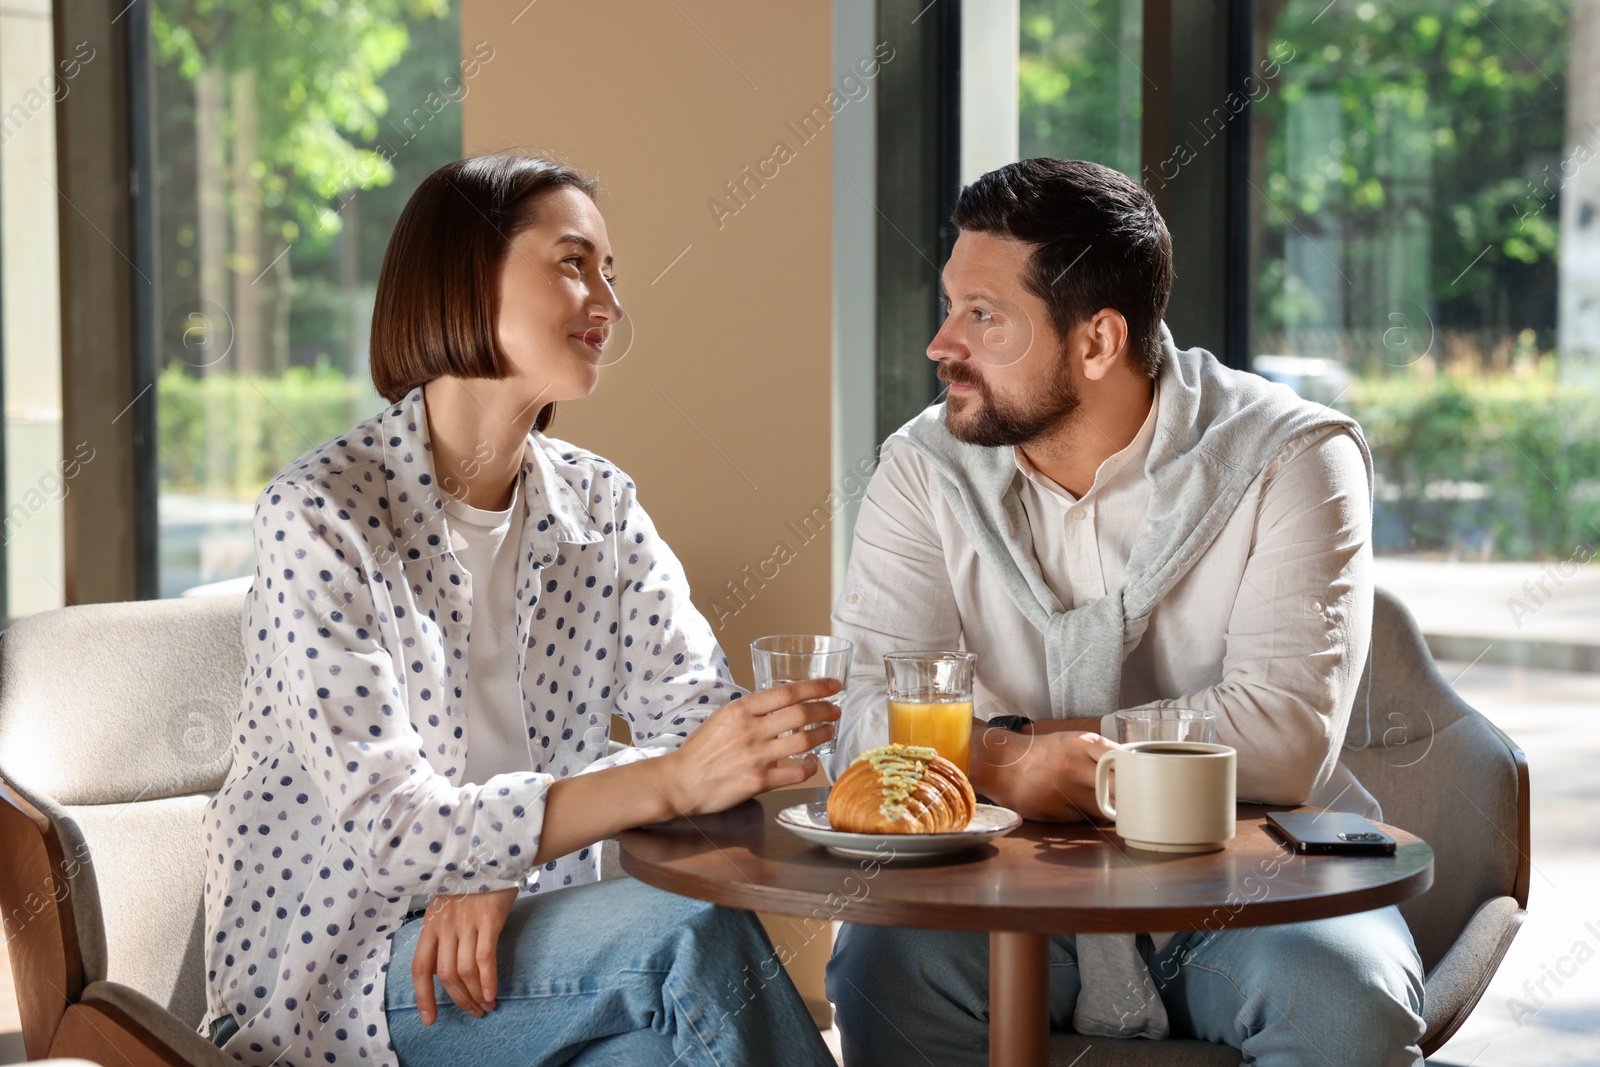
[1044,588,1531,1065]
[0,594,244,1066]
[0,589,1527,1066]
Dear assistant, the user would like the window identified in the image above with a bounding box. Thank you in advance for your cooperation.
[1017,0,1142,177]
[144,0,466,596]
[1249,0,1598,565]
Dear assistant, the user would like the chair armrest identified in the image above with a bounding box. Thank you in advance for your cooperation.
[0,777,83,1058]
[48,981,230,1067]
[1421,895,1526,1056]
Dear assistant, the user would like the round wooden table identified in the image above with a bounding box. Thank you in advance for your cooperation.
[619,787,1434,1067]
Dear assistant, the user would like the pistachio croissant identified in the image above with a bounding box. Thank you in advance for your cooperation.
[827,743,977,834]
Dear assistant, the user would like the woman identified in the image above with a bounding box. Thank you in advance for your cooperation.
[200,153,840,1067]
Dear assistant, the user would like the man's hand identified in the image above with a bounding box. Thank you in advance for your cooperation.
[968,724,1117,822]
[411,887,518,1025]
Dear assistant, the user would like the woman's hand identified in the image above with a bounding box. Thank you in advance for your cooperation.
[410,887,519,1025]
[656,678,842,817]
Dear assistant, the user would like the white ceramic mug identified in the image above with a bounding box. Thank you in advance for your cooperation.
[1094,741,1237,853]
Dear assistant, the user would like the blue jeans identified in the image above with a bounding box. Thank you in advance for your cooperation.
[382,876,833,1067]
[826,905,1425,1066]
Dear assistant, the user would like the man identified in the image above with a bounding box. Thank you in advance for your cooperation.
[824,158,1425,1066]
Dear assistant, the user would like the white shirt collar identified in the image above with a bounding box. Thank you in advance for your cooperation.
[380,386,598,562]
[1012,388,1160,503]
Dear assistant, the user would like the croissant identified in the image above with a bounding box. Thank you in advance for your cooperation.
[827,744,977,834]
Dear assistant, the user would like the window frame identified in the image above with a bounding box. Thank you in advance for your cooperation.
[871,0,1257,443]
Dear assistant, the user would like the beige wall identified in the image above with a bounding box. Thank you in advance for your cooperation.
[463,0,839,1022]
[464,0,837,680]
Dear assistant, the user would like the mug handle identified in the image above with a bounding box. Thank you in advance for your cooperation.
[1095,748,1121,820]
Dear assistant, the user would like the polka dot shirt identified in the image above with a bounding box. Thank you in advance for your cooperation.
[200,386,744,1065]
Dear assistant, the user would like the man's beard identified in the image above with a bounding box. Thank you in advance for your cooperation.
[939,360,1080,447]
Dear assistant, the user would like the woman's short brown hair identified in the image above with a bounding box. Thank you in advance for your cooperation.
[369,152,600,430]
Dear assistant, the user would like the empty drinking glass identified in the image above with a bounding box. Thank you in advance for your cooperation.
[1113,707,1218,745]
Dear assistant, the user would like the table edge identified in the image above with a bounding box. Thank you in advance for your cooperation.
[619,791,1436,935]
[618,843,1434,935]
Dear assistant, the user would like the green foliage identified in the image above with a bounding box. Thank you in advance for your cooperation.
[148,0,470,529]
[158,362,377,498]
[1019,0,1143,174]
[1344,365,1600,559]
[1252,0,1570,345]
[150,0,451,253]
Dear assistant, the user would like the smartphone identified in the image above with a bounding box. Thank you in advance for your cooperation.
[1266,811,1396,855]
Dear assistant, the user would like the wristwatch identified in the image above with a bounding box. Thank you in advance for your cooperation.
[986,714,1034,733]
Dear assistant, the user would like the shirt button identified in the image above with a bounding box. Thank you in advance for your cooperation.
[1069,507,1088,521]
[845,591,861,605]
[1084,596,1099,606]
[1305,597,1326,616]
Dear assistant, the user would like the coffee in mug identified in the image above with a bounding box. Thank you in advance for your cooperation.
[1094,741,1237,853]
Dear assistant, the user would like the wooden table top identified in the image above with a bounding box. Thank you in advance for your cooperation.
[618,787,1434,935]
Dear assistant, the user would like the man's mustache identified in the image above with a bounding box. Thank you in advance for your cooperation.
[938,365,988,392]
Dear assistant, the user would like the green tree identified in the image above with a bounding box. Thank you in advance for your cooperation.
[150,0,449,375]
[1018,0,1143,176]
[150,0,448,251]
[1251,0,1569,365]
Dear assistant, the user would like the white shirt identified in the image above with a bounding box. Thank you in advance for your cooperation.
[407,459,532,915]
[202,385,743,1066]
[828,389,1381,821]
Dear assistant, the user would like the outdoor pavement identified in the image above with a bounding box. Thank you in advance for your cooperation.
[1426,660,1600,1067]
[1374,559,1600,670]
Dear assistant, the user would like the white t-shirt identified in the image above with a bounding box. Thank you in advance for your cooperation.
[409,465,533,913]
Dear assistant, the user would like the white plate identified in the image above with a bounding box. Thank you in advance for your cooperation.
[776,800,1022,858]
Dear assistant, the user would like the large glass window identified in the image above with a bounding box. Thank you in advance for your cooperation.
[1249,0,1597,565]
[146,0,465,596]
[1017,0,1142,176]
[1249,13,1594,1061]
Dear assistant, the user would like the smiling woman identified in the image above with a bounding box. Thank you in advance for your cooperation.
[369,154,605,438]
[197,151,840,1067]
[368,154,623,511]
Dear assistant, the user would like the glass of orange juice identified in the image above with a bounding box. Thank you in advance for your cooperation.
[884,651,976,772]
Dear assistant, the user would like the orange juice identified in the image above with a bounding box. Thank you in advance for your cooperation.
[887,697,973,771]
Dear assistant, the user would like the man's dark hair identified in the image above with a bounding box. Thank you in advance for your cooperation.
[370,151,600,430]
[951,158,1173,378]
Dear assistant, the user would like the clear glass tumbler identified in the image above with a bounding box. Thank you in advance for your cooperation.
[1113,707,1218,744]
[750,634,851,760]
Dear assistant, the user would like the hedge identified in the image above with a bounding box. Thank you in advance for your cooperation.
[156,362,1600,561]
[1344,365,1600,560]
[156,361,379,501]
